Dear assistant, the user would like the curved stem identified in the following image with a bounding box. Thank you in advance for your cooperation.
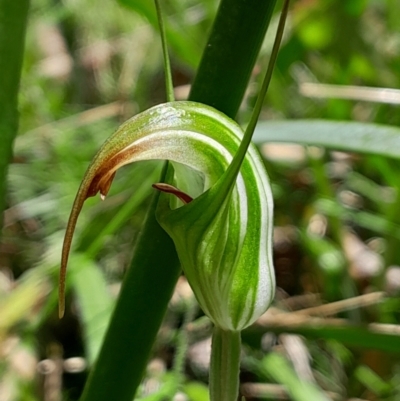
[207,0,290,215]
[210,327,241,401]
[245,0,290,141]
[223,0,290,193]
[155,0,174,102]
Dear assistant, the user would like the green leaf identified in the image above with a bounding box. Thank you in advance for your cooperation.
[0,0,29,221]
[0,270,49,337]
[243,319,400,353]
[354,365,392,396]
[70,254,114,365]
[254,120,400,159]
[183,382,210,401]
[314,198,400,240]
[257,353,331,401]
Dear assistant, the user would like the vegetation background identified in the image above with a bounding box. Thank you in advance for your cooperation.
[1,0,400,400]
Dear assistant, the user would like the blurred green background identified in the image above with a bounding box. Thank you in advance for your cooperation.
[2,0,400,400]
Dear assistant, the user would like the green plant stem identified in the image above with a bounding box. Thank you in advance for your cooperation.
[189,0,278,118]
[210,328,241,401]
[80,185,181,401]
[0,0,30,223]
[221,0,290,193]
[118,0,200,68]
[154,0,174,102]
[244,0,290,141]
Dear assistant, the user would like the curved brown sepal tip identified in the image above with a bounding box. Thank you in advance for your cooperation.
[58,291,65,318]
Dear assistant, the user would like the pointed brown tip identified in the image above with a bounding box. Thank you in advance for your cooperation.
[58,304,65,319]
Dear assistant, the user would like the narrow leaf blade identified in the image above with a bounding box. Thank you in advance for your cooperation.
[254,120,400,159]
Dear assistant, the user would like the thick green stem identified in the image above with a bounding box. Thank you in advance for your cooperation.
[80,187,181,401]
[0,0,30,223]
[210,328,241,401]
[189,0,277,118]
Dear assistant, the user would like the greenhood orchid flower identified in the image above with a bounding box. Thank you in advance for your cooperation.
[59,100,275,331]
